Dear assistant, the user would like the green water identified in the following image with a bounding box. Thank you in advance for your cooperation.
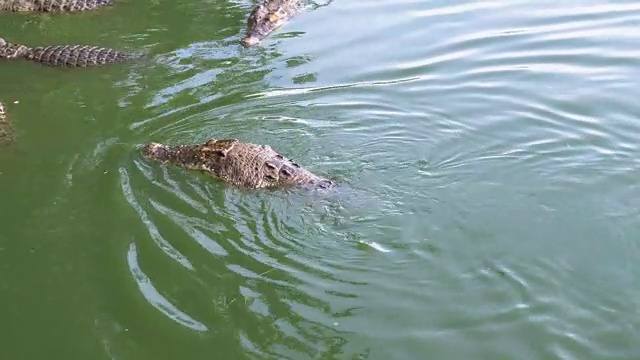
[2,0,640,359]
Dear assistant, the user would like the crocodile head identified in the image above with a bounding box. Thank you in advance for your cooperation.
[0,37,29,59]
[142,138,334,190]
[242,1,300,47]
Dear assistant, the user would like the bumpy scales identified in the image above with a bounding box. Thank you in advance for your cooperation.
[242,0,302,47]
[27,45,131,67]
[1,37,133,67]
[0,0,112,12]
[142,138,334,190]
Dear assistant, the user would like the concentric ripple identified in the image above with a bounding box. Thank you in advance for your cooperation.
[106,0,640,358]
[118,152,379,357]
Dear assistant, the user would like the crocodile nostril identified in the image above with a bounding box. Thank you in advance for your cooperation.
[317,180,333,189]
[242,36,260,47]
[279,167,293,178]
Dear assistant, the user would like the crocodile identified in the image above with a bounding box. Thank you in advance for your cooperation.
[0,102,13,144]
[242,0,303,47]
[0,37,134,67]
[142,138,335,190]
[0,0,112,12]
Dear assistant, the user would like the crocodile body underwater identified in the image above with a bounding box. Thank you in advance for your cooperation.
[142,138,335,190]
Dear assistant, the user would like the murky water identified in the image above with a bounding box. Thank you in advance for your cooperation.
[1,0,640,358]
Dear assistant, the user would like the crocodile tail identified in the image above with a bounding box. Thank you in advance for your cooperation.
[0,0,113,12]
[25,45,133,67]
[0,38,30,59]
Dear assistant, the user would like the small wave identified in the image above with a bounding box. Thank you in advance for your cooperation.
[127,242,208,332]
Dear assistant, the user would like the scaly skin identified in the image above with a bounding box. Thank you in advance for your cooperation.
[26,45,132,67]
[242,0,302,47]
[0,102,14,144]
[0,0,112,12]
[1,37,134,67]
[142,138,334,190]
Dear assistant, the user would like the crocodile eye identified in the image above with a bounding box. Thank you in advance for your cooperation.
[265,174,277,181]
[265,162,277,170]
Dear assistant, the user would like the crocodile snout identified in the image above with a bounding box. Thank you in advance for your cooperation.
[142,142,168,160]
[242,36,260,47]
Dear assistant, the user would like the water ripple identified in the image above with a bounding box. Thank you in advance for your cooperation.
[106,0,640,358]
[118,144,372,357]
[127,242,208,332]
[119,166,193,270]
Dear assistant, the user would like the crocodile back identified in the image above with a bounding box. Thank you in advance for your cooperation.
[143,138,334,189]
[198,139,330,188]
[0,0,112,12]
[26,45,131,67]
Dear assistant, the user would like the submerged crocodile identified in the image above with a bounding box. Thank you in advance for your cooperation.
[0,102,15,145]
[242,0,303,47]
[142,138,335,190]
[0,102,13,144]
[0,37,135,67]
[0,0,112,12]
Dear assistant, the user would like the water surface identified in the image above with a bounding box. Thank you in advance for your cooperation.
[1,0,640,359]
